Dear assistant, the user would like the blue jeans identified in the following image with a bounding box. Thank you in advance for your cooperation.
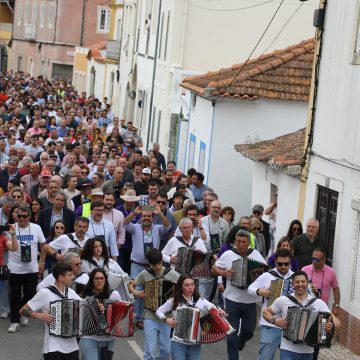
[257,325,282,360]
[224,299,257,360]
[280,349,313,360]
[144,319,171,360]
[171,341,201,360]
[198,278,214,300]
[79,338,114,360]
[130,262,146,323]
[0,279,4,295]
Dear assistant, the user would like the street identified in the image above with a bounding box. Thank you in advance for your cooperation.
[0,315,260,360]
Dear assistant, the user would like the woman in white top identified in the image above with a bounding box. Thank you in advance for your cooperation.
[81,237,126,276]
[79,268,121,360]
[156,274,218,360]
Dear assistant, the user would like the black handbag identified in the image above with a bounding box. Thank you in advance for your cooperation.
[0,265,10,280]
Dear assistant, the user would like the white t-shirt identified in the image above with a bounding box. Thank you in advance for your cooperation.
[161,235,207,266]
[215,249,266,304]
[81,257,126,276]
[270,294,330,354]
[50,233,89,254]
[27,286,80,354]
[36,272,89,292]
[8,223,46,274]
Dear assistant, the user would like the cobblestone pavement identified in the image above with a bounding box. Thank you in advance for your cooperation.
[319,343,360,360]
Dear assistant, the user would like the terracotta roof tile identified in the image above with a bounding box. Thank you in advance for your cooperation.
[181,38,315,102]
[87,41,107,62]
[234,128,306,170]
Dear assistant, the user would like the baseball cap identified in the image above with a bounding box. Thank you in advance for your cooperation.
[76,178,94,189]
[142,168,151,175]
[39,169,52,178]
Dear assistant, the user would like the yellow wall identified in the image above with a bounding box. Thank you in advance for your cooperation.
[74,53,89,72]
[108,1,123,40]
[0,4,12,23]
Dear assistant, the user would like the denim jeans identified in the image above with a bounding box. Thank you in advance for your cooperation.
[171,341,201,360]
[79,338,114,360]
[280,350,313,360]
[0,279,4,295]
[130,262,146,322]
[224,298,257,360]
[144,319,171,360]
[257,325,282,360]
[198,278,214,300]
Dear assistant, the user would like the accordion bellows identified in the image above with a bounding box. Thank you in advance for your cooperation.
[283,307,331,347]
[144,279,175,312]
[175,248,212,278]
[231,257,268,288]
[172,306,235,344]
[49,297,134,338]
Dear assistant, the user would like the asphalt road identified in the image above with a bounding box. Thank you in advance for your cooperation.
[0,315,263,360]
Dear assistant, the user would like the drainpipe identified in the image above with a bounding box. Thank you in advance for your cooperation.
[53,0,58,44]
[80,0,87,46]
[146,0,162,151]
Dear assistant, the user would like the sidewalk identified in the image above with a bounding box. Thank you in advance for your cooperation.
[319,343,360,360]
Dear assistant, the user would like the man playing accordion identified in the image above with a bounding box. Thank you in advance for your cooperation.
[212,229,267,360]
[262,271,340,360]
[248,248,294,360]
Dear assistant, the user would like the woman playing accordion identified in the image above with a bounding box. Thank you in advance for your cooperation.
[155,274,227,360]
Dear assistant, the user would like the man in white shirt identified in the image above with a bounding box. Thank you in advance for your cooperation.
[86,200,119,259]
[248,248,294,360]
[213,229,267,360]
[45,217,90,262]
[8,206,47,333]
[262,271,336,360]
[20,262,80,360]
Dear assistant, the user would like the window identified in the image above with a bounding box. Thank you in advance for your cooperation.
[52,63,73,82]
[164,11,170,60]
[315,185,338,266]
[17,4,22,26]
[158,12,164,59]
[40,60,46,76]
[25,3,31,25]
[17,56,23,72]
[156,110,161,143]
[40,3,45,28]
[32,3,37,26]
[98,8,111,32]
[48,4,54,28]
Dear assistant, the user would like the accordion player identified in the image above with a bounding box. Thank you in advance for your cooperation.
[175,247,213,278]
[231,256,268,289]
[283,306,332,347]
[49,297,134,338]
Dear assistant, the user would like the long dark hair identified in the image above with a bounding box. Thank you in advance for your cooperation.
[47,220,66,242]
[286,220,303,240]
[30,198,44,223]
[172,274,200,310]
[8,204,20,224]
[81,268,111,299]
[81,237,110,267]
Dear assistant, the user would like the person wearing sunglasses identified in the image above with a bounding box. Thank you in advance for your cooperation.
[248,248,294,360]
[7,205,48,333]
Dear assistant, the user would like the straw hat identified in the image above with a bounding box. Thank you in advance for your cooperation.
[88,188,104,198]
[120,189,140,202]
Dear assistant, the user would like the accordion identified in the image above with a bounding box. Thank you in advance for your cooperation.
[49,297,134,338]
[268,279,293,305]
[283,307,331,347]
[144,279,175,312]
[173,307,201,343]
[107,273,134,303]
[172,306,235,344]
[231,257,268,288]
[175,247,213,278]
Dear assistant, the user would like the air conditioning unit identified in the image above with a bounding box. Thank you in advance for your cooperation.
[24,25,35,40]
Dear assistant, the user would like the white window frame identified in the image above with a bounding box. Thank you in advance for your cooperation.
[39,2,45,28]
[48,4,54,29]
[97,7,111,33]
[25,3,31,26]
[17,4,22,26]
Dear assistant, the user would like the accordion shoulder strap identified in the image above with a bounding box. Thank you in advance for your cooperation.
[74,272,86,281]
[285,295,318,308]
[47,286,68,299]
[176,236,200,248]
[145,267,171,279]
[268,270,284,279]
[67,233,80,248]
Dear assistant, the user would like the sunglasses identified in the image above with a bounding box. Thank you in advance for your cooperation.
[277,262,290,267]
[13,195,22,199]
[311,257,322,263]
[157,201,166,205]
[55,226,65,230]
[253,227,261,231]
[252,211,261,216]
[17,214,28,219]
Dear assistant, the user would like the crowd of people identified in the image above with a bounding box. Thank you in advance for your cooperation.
[0,71,342,360]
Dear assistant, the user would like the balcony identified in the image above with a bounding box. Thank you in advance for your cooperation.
[106,40,120,61]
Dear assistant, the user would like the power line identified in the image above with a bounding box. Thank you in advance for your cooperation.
[261,2,304,54]
[213,0,285,103]
[185,0,274,12]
